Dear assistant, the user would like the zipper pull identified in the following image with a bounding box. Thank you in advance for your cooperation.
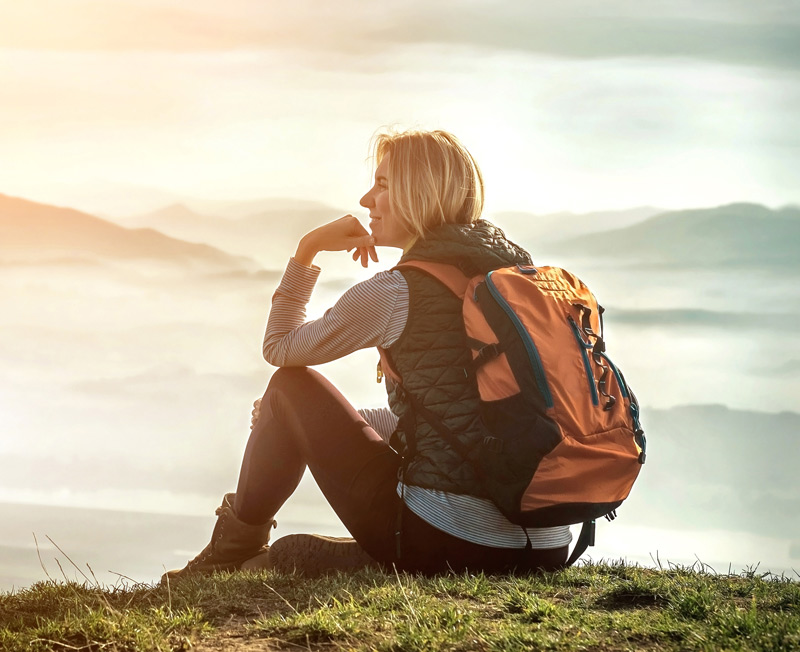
[377,360,384,384]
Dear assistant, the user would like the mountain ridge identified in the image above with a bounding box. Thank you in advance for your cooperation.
[549,202,800,266]
[492,205,663,243]
[0,193,257,269]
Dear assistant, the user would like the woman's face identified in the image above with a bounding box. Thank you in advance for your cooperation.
[360,156,413,249]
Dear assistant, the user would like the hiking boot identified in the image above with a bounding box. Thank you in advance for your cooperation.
[161,493,276,583]
[269,533,378,577]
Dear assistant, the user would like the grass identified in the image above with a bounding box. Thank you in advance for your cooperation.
[0,560,798,651]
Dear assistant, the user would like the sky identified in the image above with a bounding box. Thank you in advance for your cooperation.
[1,0,799,216]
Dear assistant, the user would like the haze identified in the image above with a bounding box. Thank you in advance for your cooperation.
[1,1,799,216]
[1,1,798,588]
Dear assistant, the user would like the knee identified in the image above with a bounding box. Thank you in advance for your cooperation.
[263,367,315,401]
[267,366,311,388]
[257,368,308,424]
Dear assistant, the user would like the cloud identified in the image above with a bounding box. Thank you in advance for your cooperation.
[1,1,799,70]
[379,3,800,72]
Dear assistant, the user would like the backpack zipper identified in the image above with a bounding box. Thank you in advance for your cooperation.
[568,316,599,406]
[599,352,629,400]
[485,271,554,409]
[599,352,645,461]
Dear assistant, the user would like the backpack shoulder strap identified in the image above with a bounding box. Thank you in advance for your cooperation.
[394,260,471,299]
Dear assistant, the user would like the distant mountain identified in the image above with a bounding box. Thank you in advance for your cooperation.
[123,203,230,234]
[491,206,662,245]
[123,200,342,266]
[17,180,185,219]
[549,203,800,267]
[0,193,255,269]
[627,404,800,540]
[183,197,338,220]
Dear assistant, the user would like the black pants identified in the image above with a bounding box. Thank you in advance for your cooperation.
[234,367,568,574]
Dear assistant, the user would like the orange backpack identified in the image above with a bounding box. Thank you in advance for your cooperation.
[391,261,646,565]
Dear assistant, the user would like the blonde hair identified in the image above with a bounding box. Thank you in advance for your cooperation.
[371,129,484,241]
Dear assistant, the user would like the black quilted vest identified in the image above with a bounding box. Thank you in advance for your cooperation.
[383,220,532,496]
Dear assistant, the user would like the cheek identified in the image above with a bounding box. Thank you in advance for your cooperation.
[377,193,391,215]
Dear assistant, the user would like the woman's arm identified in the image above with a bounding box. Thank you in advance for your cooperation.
[295,214,378,268]
[262,259,406,367]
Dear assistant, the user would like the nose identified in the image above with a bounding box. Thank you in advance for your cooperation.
[359,188,373,208]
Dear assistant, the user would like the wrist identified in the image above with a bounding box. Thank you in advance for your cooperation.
[295,236,319,267]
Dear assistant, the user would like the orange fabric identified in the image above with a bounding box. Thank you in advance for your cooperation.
[462,276,520,400]
[487,267,622,437]
[392,261,642,517]
[521,426,642,510]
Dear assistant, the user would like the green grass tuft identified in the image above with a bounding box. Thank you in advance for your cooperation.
[1,560,798,651]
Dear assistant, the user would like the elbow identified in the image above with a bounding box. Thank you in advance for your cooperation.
[262,343,281,366]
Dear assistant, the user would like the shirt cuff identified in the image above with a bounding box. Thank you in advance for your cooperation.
[288,256,321,273]
[279,257,321,300]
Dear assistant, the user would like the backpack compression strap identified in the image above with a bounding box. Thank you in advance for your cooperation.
[565,520,596,567]
[391,261,599,567]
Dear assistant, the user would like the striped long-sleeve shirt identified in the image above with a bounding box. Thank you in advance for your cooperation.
[263,258,572,550]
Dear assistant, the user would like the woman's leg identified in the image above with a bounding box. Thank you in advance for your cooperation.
[232,366,401,562]
[231,366,569,574]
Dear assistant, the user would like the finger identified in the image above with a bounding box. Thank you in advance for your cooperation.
[368,246,379,263]
[349,235,375,250]
[360,248,368,267]
[352,249,360,261]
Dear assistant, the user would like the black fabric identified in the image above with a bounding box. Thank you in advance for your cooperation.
[565,521,596,567]
[384,220,532,497]
[233,366,569,573]
[513,501,625,528]
[399,219,532,276]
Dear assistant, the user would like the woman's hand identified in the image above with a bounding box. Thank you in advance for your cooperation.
[295,215,379,268]
[251,398,261,430]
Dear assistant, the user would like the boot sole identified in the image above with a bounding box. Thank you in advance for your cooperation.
[240,547,271,571]
[269,534,377,577]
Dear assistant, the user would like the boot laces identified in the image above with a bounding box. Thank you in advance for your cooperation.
[185,506,230,567]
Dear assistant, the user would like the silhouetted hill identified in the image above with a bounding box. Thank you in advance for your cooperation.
[492,206,662,244]
[184,197,337,220]
[124,203,229,235]
[124,200,341,265]
[550,203,800,267]
[0,194,255,268]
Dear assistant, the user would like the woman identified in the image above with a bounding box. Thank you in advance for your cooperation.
[164,129,571,581]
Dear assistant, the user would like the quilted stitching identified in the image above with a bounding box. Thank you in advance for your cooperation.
[386,220,531,496]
